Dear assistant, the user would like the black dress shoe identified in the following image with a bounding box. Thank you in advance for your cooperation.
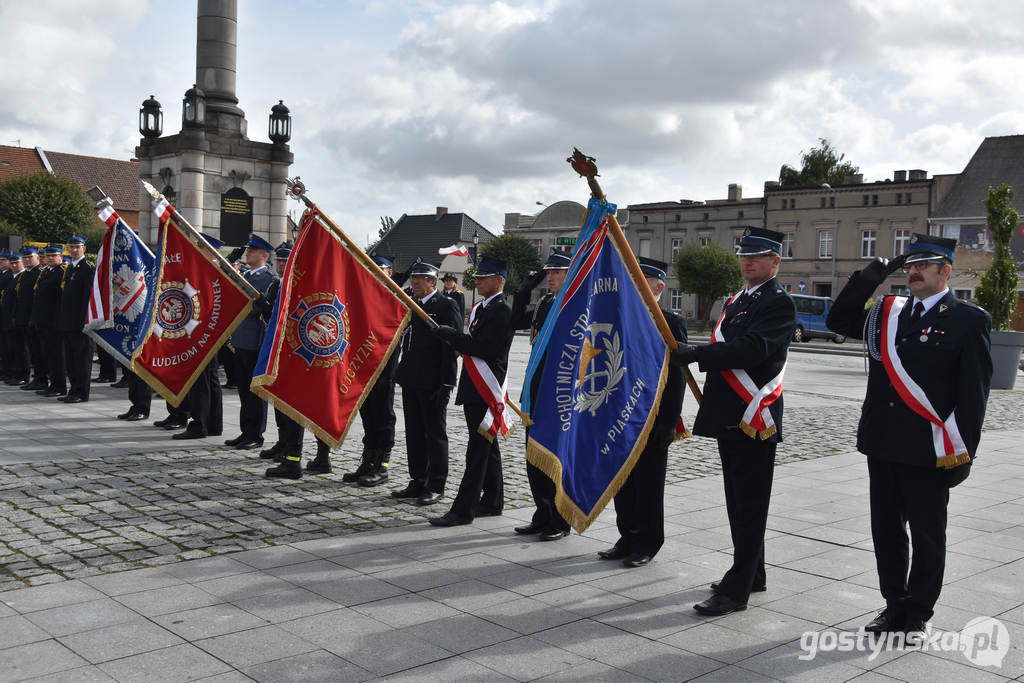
[514,522,544,535]
[162,420,187,430]
[117,411,134,420]
[390,484,423,499]
[428,513,472,527]
[43,389,66,397]
[224,435,246,446]
[623,553,653,567]
[125,413,148,422]
[234,437,264,450]
[92,376,115,383]
[416,491,444,506]
[711,580,767,594]
[597,546,630,561]
[539,528,569,542]
[172,430,206,440]
[110,378,130,388]
[7,379,28,386]
[20,382,44,391]
[60,396,86,404]
[473,504,502,517]
[903,617,927,636]
[864,608,905,634]
[259,442,284,460]
[694,593,747,616]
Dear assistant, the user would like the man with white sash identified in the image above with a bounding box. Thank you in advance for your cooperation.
[430,255,515,526]
[671,227,796,616]
[827,233,991,636]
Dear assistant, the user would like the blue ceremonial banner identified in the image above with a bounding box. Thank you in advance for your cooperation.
[85,206,157,367]
[524,198,670,533]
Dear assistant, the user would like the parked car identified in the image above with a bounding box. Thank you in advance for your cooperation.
[791,294,846,343]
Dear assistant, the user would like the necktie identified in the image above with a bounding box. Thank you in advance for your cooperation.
[910,301,925,321]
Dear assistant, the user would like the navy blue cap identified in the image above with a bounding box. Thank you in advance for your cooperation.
[20,246,38,255]
[409,261,440,277]
[475,255,508,278]
[736,226,785,256]
[441,272,458,281]
[201,233,224,250]
[245,234,273,252]
[372,254,394,269]
[44,244,64,255]
[62,256,71,263]
[638,256,668,281]
[905,233,956,264]
[0,252,9,260]
[66,235,87,246]
[275,241,293,259]
[543,251,571,270]
[7,252,21,261]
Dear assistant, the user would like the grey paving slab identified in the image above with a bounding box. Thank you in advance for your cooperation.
[348,593,461,629]
[0,614,50,649]
[0,639,91,681]
[230,586,341,624]
[464,635,589,680]
[874,649,1011,682]
[0,581,107,613]
[599,639,722,682]
[81,567,182,596]
[658,621,782,665]
[24,598,140,637]
[381,655,518,681]
[152,603,270,641]
[193,624,320,669]
[56,619,185,664]
[533,660,647,681]
[96,643,233,682]
[400,612,519,654]
[22,665,116,682]
[476,595,581,635]
[113,582,225,617]
[240,650,373,683]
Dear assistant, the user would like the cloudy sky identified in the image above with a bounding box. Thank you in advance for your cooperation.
[2,0,1023,246]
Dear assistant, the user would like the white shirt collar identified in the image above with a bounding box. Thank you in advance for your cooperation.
[744,280,767,296]
[72,256,85,266]
[913,288,949,315]
[480,291,502,308]
[419,290,437,304]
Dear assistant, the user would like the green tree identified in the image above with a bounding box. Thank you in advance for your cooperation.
[480,233,542,294]
[779,138,859,187]
[0,171,96,244]
[975,184,1020,331]
[674,241,743,329]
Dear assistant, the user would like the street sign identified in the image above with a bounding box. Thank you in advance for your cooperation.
[798,280,806,292]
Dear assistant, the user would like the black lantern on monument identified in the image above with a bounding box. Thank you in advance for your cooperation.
[182,84,206,128]
[139,95,163,139]
[269,100,291,144]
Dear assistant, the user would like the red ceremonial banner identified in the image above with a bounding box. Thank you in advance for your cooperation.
[132,216,254,405]
[251,211,411,448]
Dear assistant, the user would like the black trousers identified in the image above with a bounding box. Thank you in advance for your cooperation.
[233,347,266,438]
[277,411,305,447]
[359,374,396,452]
[612,427,673,555]
[63,331,92,400]
[44,329,66,393]
[26,328,46,384]
[7,328,28,381]
[448,402,504,519]
[717,436,776,602]
[401,387,450,494]
[95,346,116,379]
[128,371,152,416]
[184,361,222,436]
[218,345,236,386]
[868,458,949,622]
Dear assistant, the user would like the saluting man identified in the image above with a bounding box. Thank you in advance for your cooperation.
[671,227,796,616]
[391,260,462,505]
[430,255,514,526]
[225,234,278,450]
[509,250,572,541]
[827,234,992,636]
[57,235,95,403]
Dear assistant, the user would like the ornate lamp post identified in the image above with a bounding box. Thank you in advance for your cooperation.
[268,100,291,145]
[182,84,206,128]
[139,96,163,139]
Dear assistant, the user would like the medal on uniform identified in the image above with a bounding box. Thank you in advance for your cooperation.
[920,334,928,342]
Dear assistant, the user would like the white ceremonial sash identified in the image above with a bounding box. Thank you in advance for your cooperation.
[464,301,511,441]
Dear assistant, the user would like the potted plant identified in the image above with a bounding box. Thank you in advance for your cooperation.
[975,184,1024,389]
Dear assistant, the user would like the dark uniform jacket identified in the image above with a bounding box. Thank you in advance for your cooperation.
[230,265,278,351]
[655,309,688,435]
[692,277,796,442]
[395,290,462,391]
[57,258,95,332]
[827,276,991,467]
[14,265,40,328]
[30,265,63,329]
[447,292,514,406]
[443,288,466,319]
[0,272,18,331]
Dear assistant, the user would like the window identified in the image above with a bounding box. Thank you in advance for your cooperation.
[670,289,683,312]
[781,282,792,292]
[829,196,835,208]
[893,229,910,256]
[818,230,833,258]
[738,210,744,219]
[703,212,710,221]
[674,214,681,222]
[671,237,684,260]
[781,199,787,210]
[781,232,794,259]
[639,238,651,257]
[794,297,826,315]
[698,233,712,247]
[861,230,877,258]
[789,199,796,210]
[890,285,908,295]
[642,215,649,224]
[905,192,912,204]
[862,194,869,206]
[820,197,827,208]
[872,194,878,206]
[954,289,973,300]
[896,194,902,205]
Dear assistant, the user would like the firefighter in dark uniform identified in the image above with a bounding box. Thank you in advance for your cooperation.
[826,234,992,635]
[56,235,96,403]
[339,254,402,487]
[391,261,463,505]
[225,234,278,450]
[429,255,514,526]
[32,245,67,397]
[16,247,46,391]
[1,251,26,385]
[0,252,11,381]
[671,227,796,616]
[441,272,466,320]
[509,250,572,541]
[597,257,688,567]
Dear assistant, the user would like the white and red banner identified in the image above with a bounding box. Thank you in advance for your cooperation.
[438,244,470,257]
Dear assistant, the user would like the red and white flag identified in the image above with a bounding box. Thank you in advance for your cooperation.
[438,244,470,257]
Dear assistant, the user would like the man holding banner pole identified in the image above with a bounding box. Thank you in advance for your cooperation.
[671,226,796,617]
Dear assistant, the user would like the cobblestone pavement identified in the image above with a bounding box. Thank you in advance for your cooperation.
[2,342,1021,592]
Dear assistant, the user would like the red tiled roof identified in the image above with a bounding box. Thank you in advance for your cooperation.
[44,150,140,213]
[0,145,45,181]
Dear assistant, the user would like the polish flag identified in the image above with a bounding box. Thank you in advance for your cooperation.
[438,244,470,257]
